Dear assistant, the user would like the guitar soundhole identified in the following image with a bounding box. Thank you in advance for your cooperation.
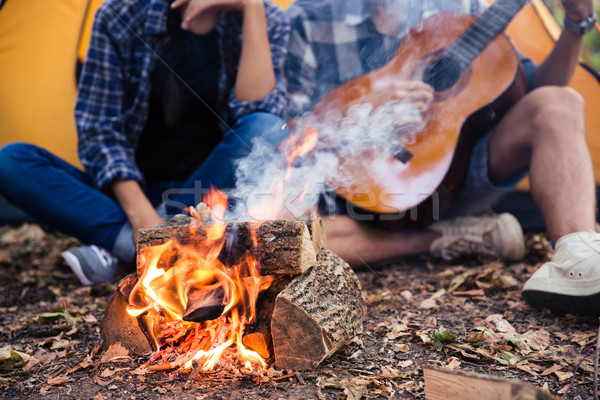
[422,56,462,92]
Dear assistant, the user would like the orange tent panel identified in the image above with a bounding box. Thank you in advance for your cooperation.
[490,0,600,188]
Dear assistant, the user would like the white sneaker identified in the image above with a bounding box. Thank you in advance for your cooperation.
[522,231,600,316]
[62,245,120,286]
[429,213,525,261]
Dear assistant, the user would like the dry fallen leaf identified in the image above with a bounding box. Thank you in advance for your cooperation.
[419,298,437,309]
[100,368,116,378]
[554,370,573,382]
[521,330,551,352]
[540,364,563,376]
[385,323,410,340]
[67,360,93,374]
[47,375,70,386]
[93,375,112,386]
[444,357,462,370]
[344,377,370,400]
[100,342,130,364]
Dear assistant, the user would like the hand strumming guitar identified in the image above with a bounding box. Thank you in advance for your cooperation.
[357,80,434,136]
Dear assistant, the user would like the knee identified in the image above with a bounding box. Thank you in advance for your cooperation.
[0,143,39,179]
[525,86,586,140]
[231,112,290,145]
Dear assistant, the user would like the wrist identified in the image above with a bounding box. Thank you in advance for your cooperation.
[563,11,597,36]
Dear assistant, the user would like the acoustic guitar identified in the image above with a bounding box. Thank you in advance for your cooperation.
[312,0,530,226]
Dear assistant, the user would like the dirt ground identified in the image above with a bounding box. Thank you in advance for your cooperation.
[0,222,598,400]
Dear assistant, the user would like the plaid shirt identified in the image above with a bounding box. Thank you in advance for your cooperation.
[76,0,289,190]
[286,0,501,117]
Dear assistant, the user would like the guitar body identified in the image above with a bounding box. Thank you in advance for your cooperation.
[315,13,528,227]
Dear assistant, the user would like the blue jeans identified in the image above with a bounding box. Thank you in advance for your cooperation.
[0,112,289,261]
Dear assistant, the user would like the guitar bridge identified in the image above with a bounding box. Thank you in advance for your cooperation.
[392,146,413,164]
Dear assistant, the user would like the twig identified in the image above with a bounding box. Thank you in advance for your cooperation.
[272,371,297,381]
[595,317,600,400]
[560,348,594,400]
[294,371,305,385]
[184,361,201,389]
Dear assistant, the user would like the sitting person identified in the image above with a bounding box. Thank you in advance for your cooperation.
[0,0,290,285]
[285,0,599,316]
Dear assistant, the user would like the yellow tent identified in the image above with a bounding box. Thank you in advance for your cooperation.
[0,0,104,168]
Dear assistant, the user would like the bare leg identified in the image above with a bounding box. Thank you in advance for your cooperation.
[487,87,595,243]
[322,215,439,266]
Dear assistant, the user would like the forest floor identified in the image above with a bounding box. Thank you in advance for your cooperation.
[0,222,598,399]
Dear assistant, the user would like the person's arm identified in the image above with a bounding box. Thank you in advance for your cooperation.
[111,180,163,239]
[235,0,275,101]
[531,0,595,88]
[75,3,145,191]
[172,0,289,118]
[76,3,162,235]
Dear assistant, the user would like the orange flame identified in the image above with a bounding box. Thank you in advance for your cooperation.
[126,190,274,373]
[283,127,319,165]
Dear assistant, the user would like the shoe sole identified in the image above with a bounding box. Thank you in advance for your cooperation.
[522,289,600,317]
[62,251,94,286]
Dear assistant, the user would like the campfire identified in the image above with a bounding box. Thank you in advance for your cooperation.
[101,193,366,374]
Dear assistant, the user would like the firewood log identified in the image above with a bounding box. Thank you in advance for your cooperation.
[307,211,327,253]
[423,366,555,400]
[271,250,366,370]
[100,278,154,355]
[241,277,292,359]
[137,219,317,277]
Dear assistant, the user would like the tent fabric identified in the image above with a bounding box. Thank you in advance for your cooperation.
[0,0,101,168]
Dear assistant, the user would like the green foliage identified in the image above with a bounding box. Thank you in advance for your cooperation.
[431,328,457,352]
[37,310,81,328]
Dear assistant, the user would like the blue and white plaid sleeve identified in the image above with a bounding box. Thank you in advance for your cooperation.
[285,5,318,118]
[228,2,290,120]
[75,3,144,191]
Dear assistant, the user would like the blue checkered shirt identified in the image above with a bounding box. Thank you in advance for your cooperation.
[76,0,290,190]
[285,0,503,117]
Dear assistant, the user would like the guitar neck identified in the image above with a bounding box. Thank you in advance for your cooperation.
[446,0,529,70]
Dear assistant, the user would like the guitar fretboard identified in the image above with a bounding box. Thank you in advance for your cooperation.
[445,0,529,70]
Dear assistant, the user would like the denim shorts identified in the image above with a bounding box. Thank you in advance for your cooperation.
[442,131,528,218]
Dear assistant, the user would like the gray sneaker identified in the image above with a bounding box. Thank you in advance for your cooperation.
[62,245,120,286]
[429,213,526,261]
[522,231,600,316]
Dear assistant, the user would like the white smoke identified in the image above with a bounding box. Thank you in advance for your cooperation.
[225,94,427,223]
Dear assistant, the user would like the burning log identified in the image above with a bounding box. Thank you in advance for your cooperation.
[241,277,292,359]
[101,212,365,371]
[137,217,319,277]
[271,249,366,370]
[182,287,226,322]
